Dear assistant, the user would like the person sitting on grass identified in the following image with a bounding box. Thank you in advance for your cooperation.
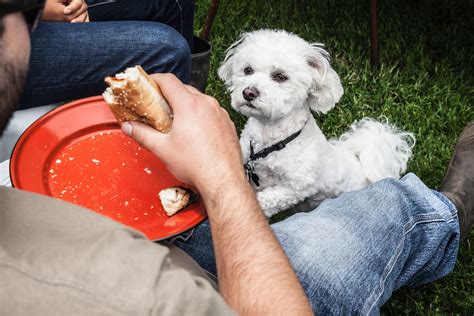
[1,1,473,314]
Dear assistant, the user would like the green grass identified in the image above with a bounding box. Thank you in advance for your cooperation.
[194,0,473,313]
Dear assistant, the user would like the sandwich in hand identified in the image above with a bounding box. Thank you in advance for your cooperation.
[103,65,172,133]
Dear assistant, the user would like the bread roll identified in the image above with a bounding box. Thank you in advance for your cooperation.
[158,186,199,216]
[103,65,172,133]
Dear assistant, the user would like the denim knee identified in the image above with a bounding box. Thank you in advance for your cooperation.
[273,174,459,314]
[171,34,192,83]
[139,23,191,83]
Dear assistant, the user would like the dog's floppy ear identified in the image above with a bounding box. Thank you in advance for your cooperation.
[306,44,343,114]
[218,33,249,87]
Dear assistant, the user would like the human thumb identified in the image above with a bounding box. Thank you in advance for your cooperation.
[121,121,166,155]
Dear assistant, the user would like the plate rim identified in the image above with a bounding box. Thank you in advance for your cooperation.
[10,96,105,187]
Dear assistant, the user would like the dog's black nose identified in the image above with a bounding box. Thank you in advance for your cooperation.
[243,87,259,102]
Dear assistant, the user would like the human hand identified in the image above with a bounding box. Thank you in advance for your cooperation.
[64,0,89,23]
[42,0,89,23]
[121,74,246,194]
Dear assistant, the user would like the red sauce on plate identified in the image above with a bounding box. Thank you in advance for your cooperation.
[47,130,167,223]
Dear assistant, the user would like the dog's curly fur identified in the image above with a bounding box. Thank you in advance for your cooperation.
[219,30,415,217]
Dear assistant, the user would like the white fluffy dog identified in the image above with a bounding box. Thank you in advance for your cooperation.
[218,30,415,217]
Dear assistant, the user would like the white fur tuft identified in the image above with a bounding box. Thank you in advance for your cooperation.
[218,32,249,86]
[332,118,415,182]
[305,43,343,114]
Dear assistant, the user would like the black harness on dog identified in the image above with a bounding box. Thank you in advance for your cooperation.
[244,127,304,187]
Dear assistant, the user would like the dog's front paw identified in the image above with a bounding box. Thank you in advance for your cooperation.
[263,207,280,218]
[257,192,281,218]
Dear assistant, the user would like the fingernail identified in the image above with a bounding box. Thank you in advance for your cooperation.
[121,122,133,136]
[64,9,71,14]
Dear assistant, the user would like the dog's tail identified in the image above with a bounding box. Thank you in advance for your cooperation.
[332,117,415,182]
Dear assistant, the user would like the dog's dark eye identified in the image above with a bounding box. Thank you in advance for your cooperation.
[244,66,254,75]
[272,72,288,82]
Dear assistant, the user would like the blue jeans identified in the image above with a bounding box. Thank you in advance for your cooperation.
[172,174,460,314]
[20,0,193,109]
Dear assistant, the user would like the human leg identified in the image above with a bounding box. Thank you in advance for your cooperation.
[86,0,195,50]
[173,173,459,314]
[271,174,459,314]
[19,20,191,109]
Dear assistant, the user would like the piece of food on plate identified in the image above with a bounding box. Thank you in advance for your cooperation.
[103,65,172,133]
[159,186,199,216]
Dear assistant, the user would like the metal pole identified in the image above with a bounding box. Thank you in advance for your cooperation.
[201,0,220,41]
[370,0,380,66]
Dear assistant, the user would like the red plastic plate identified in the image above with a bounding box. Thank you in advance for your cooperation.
[10,96,206,240]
